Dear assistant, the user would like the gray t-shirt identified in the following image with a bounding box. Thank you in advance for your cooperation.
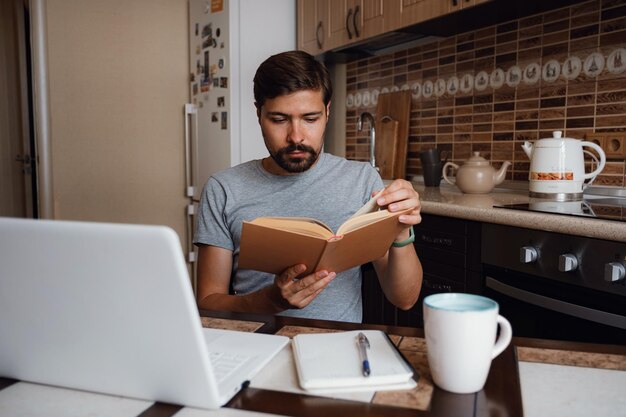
[194,152,383,322]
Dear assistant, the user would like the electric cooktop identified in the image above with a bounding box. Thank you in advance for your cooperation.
[495,194,626,223]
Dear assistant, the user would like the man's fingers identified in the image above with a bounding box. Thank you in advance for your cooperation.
[277,264,307,286]
[288,271,336,308]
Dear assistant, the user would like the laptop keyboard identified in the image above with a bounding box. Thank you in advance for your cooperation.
[208,351,251,383]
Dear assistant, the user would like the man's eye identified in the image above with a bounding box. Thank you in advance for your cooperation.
[304,118,319,123]
[271,118,287,123]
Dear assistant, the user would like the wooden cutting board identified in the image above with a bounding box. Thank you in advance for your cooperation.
[375,91,411,180]
[375,118,399,180]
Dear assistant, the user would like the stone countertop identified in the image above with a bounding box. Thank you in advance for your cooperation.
[406,182,626,243]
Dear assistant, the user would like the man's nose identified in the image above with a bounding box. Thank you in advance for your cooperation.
[287,121,305,143]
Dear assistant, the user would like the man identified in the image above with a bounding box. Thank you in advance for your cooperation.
[194,50,422,323]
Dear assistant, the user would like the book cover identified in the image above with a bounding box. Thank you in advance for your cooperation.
[238,196,410,276]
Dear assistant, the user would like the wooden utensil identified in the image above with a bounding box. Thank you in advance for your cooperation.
[375,118,399,179]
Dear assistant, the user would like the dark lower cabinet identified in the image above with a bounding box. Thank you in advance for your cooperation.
[362,213,482,326]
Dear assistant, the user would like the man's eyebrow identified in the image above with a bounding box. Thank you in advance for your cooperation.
[265,111,324,117]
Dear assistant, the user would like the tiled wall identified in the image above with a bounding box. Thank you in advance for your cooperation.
[345,0,626,187]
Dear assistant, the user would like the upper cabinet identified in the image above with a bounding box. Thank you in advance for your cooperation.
[298,0,385,54]
[297,0,329,55]
[298,0,493,55]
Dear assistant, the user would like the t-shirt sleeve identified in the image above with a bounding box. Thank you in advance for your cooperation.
[193,177,234,251]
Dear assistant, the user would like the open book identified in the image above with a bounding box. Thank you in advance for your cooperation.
[238,191,410,276]
[291,330,417,393]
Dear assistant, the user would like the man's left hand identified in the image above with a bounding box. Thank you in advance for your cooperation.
[374,180,422,240]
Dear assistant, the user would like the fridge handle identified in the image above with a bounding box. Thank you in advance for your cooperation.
[184,103,197,198]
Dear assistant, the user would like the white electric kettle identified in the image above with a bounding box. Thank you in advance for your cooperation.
[521,131,606,201]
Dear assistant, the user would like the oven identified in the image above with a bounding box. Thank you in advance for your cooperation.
[481,223,626,345]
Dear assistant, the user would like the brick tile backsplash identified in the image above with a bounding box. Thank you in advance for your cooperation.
[345,0,626,188]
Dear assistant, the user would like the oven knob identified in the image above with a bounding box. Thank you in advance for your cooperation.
[604,262,626,283]
[558,254,578,272]
[520,246,538,264]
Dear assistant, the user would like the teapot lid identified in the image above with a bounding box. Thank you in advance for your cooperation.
[466,151,489,165]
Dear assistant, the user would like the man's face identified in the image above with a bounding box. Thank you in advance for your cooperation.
[257,89,330,175]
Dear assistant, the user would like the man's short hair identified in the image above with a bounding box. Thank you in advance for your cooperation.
[253,50,332,108]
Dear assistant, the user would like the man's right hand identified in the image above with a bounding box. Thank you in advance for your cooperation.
[269,264,337,310]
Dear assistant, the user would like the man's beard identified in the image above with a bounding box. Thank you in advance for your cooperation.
[269,144,319,173]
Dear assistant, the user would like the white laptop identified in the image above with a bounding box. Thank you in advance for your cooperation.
[0,218,289,409]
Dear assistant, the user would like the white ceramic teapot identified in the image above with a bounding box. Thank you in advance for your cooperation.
[521,131,606,201]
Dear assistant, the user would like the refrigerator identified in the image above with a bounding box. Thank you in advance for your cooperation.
[184,0,296,287]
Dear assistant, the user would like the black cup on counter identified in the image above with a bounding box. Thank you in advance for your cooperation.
[420,148,445,187]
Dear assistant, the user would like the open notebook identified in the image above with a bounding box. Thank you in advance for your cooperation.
[0,218,288,409]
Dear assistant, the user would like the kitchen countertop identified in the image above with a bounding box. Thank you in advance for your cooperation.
[406,181,626,243]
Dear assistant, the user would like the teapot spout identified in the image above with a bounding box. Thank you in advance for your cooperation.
[521,141,533,159]
[494,161,511,185]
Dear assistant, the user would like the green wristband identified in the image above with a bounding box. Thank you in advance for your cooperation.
[391,226,415,248]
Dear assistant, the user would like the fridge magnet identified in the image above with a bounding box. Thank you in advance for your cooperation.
[211,112,219,122]
[474,71,489,91]
[434,78,446,96]
[192,83,198,96]
[505,65,522,87]
[196,60,202,74]
[446,76,459,95]
[460,73,474,93]
[217,96,225,107]
[220,42,225,49]
[362,90,371,107]
[422,80,433,98]
[346,93,354,109]
[190,72,196,82]
[220,77,228,88]
[583,52,605,77]
[371,89,380,105]
[607,48,625,75]
[213,78,219,88]
[201,80,209,93]
[218,58,224,69]
[562,56,582,80]
[216,28,221,37]
[411,82,422,99]
[211,0,224,13]
[195,23,199,37]
[204,0,210,13]
[212,38,217,48]
[202,23,212,38]
[202,38,212,49]
[221,111,228,130]
[196,45,201,55]
[489,68,504,89]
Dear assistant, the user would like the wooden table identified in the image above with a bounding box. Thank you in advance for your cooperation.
[2,309,624,417]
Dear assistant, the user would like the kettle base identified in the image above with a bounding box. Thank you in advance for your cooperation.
[529,191,583,201]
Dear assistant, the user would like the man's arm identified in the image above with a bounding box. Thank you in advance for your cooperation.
[196,245,337,314]
[371,180,423,310]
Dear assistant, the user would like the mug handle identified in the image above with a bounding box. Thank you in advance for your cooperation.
[492,315,513,359]
[442,162,458,185]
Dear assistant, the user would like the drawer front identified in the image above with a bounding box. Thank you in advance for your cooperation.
[414,228,467,254]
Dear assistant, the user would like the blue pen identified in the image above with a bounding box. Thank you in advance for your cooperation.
[357,332,371,377]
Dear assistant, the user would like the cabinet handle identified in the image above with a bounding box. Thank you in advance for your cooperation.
[452,0,458,6]
[353,4,361,38]
[346,8,353,40]
[316,21,323,49]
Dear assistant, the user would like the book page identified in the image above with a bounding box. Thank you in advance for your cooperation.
[349,189,385,219]
[337,209,396,236]
[250,217,333,239]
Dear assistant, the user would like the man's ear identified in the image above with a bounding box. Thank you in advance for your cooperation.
[325,101,331,119]
[255,102,262,121]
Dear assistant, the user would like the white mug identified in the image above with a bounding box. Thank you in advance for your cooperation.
[423,293,512,394]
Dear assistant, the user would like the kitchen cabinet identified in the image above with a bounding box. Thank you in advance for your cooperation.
[297,0,329,55]
[362,213,482,326]
[298,0,385,54]
[384,0,491,32]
